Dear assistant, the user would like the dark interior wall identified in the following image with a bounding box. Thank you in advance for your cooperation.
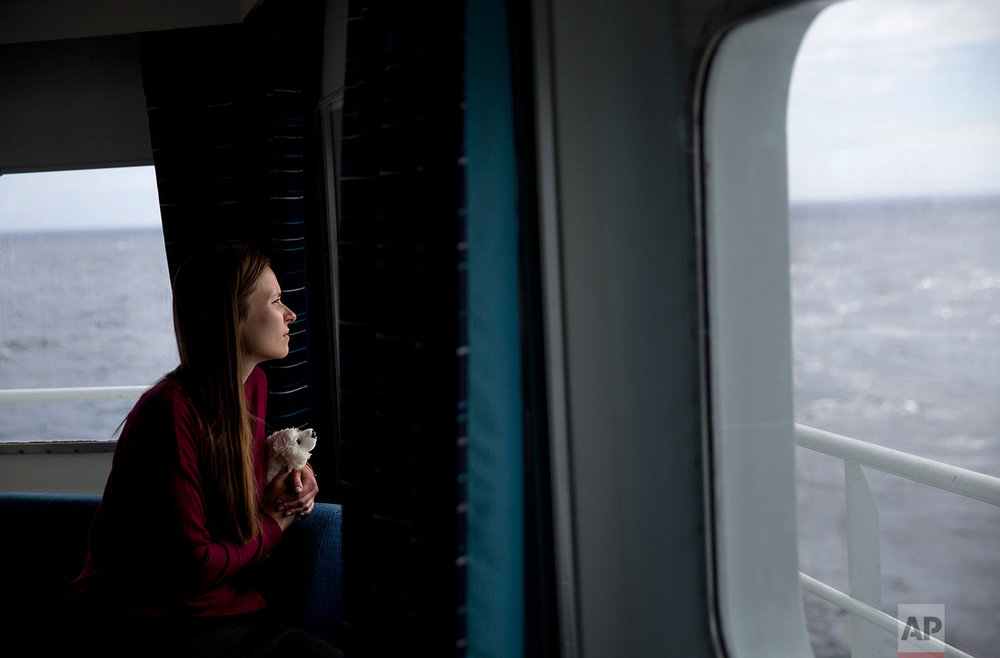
[0,0,244,46]
[0,0,278,175]
[0,35,153,174]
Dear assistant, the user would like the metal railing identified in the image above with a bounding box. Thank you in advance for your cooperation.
[0,386,150,451]
[0,385,150,404]
[796,423,1000,658]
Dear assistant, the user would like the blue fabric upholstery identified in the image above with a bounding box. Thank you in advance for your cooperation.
[0,492,343,645]
[258,501,344,645]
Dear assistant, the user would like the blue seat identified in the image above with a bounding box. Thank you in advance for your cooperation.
[0,492,343,646]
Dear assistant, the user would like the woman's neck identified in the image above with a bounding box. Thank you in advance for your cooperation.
[239,359,258,386]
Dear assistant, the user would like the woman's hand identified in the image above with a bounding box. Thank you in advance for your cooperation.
[262,472,296,532]
[274,465,319,519]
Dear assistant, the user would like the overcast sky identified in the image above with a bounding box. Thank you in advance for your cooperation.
[0,0,998,231]
[788,0,1000,202]
[0,165,161,233]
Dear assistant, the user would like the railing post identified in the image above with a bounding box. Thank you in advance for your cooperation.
[845,460,882,658]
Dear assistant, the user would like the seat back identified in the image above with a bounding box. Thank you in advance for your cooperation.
[0,492,343,646]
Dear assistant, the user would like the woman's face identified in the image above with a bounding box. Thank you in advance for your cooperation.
[239,267,296,368]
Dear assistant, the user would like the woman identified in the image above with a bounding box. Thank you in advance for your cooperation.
[68,245,340,657]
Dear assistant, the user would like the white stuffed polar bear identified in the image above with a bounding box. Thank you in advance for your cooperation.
[265,427,317,484]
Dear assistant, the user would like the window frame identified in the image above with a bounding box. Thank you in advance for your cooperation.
[0,165,170,492]
[700,1,831,655]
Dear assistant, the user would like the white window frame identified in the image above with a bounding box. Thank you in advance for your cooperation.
[702,1,831,655]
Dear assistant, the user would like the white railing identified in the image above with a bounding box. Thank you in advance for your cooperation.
[0,385,150,404]
[799,573,973,658]
[796,423,1000,658]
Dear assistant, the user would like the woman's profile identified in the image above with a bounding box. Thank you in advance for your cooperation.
[67,244,342,657]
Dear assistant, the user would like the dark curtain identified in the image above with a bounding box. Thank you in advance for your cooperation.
[137,2,336,485]
[336,1,466,656]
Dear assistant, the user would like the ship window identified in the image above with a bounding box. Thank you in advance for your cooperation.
[789,2,1000,657]
[0,166,176,443]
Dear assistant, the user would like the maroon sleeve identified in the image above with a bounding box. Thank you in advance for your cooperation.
[165,388,283,592]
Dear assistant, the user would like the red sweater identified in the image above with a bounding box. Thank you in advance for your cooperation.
[69,366,283,616]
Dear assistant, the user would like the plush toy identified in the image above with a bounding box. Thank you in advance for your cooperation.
[265,426,317,484]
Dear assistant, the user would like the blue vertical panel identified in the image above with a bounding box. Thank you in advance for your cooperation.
[464,1,524,656]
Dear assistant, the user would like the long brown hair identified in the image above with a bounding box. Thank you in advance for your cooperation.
[168,244,270,545]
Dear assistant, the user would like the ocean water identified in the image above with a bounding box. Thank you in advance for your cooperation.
[0,229,178,442]
[791,196,1000,658]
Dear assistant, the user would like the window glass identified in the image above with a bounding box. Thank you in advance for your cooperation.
[789,1,1000,656]
[0,166,176,442]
